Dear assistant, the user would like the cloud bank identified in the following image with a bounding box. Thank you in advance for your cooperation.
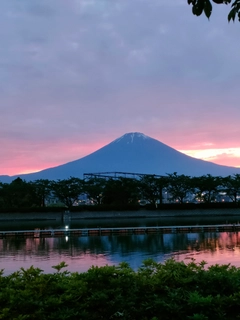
[1,0,240,175]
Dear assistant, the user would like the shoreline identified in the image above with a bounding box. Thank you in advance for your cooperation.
[0,208,239,221]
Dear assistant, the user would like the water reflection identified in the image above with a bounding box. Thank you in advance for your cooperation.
[1,231,240,275]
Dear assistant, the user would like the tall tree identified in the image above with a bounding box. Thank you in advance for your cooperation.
[0,178,37,208]
[139,175,168,206]
[51,177,85,208]
[222,174,240,202]
[166,173,193,204]
[102,178,139,205]
[192,174,222,203]
[30,179,52,207]
[84,178,105,205]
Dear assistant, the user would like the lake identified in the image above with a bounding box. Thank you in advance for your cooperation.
[1,215,240,275]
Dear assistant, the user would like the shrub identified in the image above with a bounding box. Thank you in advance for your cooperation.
[1,259,240,319]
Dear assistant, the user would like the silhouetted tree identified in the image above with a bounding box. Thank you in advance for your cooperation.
[102,178,139,205]
[166,173,193,204]
[222,174,240,202]
[192,174,222,203]
[84,178,105,205]
[0,178,37,208]
[30,179,52,207]
[51,177,85,208]
[188,0,240,22]
[139,175,169,205]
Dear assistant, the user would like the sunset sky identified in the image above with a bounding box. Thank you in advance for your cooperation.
[1,0,240,176]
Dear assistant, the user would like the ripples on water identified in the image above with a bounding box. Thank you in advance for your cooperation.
[1,231,240,275]
[1,215,240,275]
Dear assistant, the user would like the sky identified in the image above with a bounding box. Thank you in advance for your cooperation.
[1,0,240,176]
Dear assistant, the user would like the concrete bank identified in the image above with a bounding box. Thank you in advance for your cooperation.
[0,208,240,221]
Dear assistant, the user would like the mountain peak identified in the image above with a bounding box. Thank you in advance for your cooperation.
[113,132,150,144]
[2,131,240,182]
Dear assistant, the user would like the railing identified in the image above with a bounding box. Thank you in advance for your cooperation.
[0,224,240,238]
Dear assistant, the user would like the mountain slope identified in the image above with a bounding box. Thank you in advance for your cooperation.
[1,132,240,182]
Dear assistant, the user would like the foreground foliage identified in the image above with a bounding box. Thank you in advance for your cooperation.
[188,0,240,22]
[1,259,240,319]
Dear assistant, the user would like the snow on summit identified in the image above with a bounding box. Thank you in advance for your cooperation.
[1,132,240,182]
[113,132,150,144]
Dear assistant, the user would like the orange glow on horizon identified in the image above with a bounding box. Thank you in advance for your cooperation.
[179,147,240,168]
[0,140,109,176]
[1,138,240,176]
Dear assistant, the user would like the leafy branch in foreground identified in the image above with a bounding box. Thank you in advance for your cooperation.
[52,261,68,273]
[1,259,240,319]
[188,0,240,21]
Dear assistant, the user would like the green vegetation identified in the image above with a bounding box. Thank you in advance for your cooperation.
[1,259,240,319]
[1,174,240,211]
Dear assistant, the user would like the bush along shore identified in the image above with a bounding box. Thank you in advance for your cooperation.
[1,259,240,319]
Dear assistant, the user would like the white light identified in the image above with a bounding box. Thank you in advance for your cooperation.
[65,225,69,229]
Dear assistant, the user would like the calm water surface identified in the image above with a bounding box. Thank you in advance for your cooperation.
[1,215,240,275]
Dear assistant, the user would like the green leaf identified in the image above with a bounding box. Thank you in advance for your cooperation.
[52,261,68,272]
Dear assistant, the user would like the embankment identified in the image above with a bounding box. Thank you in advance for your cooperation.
[0,207,239,221]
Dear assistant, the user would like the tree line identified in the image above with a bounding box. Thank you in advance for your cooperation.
[1,173,240,209]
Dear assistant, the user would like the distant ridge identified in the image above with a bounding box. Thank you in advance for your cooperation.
[1,132,240,182]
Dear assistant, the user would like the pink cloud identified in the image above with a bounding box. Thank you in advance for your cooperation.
[204,153,240,168]
[0,139,107,176]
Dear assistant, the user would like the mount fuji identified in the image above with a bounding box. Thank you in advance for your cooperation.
[1,132,240,182]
